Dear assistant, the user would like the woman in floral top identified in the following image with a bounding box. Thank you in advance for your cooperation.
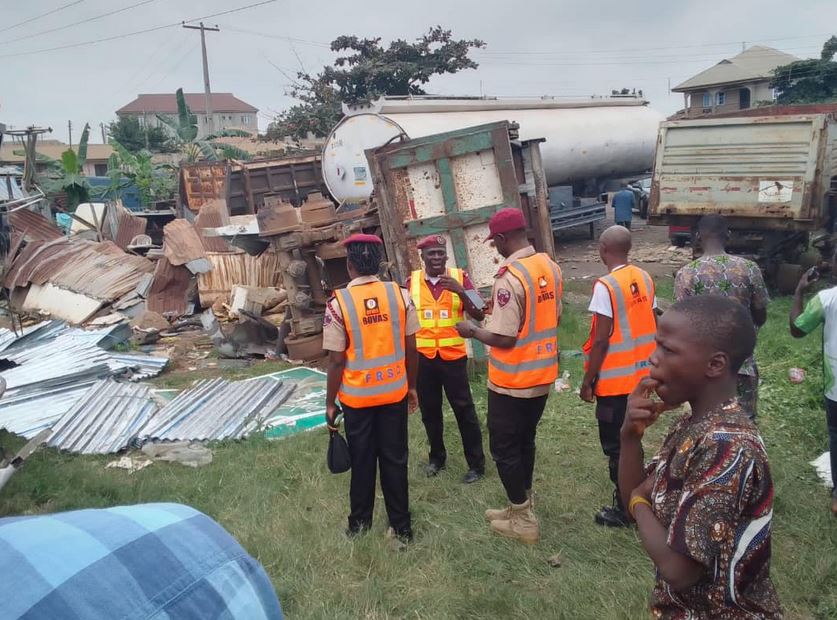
[619,296,781,619]
[674,215,769,420]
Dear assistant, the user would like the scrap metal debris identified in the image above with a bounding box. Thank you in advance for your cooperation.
[140,377,295,442]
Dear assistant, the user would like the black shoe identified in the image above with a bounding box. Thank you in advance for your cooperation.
[594,505,631,528]
[425,462,446,477]
[345,522,371,538]
[462,469,484,484]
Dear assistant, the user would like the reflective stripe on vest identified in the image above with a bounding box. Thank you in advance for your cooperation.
[488,253,562,388]
[583,265,656,397]
[410,268,467,361]
[336,281,408,408]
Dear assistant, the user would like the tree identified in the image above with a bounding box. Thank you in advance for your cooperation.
[108,116,177,154]
[156,88,253,162]
[39,123,92,211]
[266,27,485,140]
[772,36,837,104]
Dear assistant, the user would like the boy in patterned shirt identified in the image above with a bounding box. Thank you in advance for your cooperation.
[674,215,769,419]
[619,296,781,619]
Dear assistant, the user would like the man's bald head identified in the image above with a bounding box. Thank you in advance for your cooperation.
[598,225,632,267]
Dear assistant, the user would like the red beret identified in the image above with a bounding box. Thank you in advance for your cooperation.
[342,233,383,246]
[486,207,526,241]
[416,235,446,250]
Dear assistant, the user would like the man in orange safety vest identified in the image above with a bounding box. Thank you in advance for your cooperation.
[456,208,562,544]
[581,225,657,528]
[323,233,419,544]
[406,234,486,484]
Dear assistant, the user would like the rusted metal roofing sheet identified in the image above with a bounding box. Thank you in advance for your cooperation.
[5,239,155,302]
[163,218,211,273]
[194,200,235,252]
[47,379,159,454]
[197,251,281,307]
[140,377,294,442]
[146,257,192,316]
[113,208,148,250]
[8,208,63,242]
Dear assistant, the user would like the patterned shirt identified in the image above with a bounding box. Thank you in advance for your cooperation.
[648,401,781,619]
[674,255,769,377]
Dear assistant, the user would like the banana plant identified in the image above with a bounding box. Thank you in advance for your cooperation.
[104,140,177,207]
[38,123,92,211]
[155,88,253,162]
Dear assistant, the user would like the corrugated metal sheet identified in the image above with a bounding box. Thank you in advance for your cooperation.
[47,379,158,454]
[0,333,118,437]
[8,208,63,242]
[141,378,294,442]
[21,284,103,324]
[108,353,169,381]
[146,257,192,316]
[113,208,148,250]
[163,219,209,267]
[5,239,155,302]
[197,251,281,307]
[194,199,235,253]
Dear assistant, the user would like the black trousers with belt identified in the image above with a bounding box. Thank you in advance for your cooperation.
[596,394,629,510]
[343,397,411,537]
[417,354,485,472]
[487,390,549,505]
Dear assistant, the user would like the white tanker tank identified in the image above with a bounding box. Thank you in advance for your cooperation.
[322,96,664,204]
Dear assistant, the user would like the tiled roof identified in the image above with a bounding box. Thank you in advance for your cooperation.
[117,93,258,114]
[673,46,800,92]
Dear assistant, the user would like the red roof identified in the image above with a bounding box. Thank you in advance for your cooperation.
[117,93,258,115]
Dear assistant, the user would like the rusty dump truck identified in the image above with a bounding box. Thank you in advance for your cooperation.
[648,108,837,290]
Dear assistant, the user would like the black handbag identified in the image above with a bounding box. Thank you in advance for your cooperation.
[327,409,351,474]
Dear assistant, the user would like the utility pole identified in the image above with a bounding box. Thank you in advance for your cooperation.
[100,122,106,144]
[182,22,220,136]
[5,126,52,192]
[68,120,73,148]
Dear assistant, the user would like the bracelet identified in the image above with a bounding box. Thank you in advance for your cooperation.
[628,495,652,519]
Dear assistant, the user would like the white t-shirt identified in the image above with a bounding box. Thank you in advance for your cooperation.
[588,265,658,317]
[793,286,837,401]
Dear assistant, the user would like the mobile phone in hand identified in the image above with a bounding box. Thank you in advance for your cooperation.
[464,289,486,311]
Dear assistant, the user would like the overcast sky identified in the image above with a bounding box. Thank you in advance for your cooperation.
[2,0,836,143]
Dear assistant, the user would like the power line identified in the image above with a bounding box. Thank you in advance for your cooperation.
[475,46,821,64]
[479,33,834,56]
[0,0,86,34]
[1,0,162,46]
[224,26,330,48]
[0,0,278,59]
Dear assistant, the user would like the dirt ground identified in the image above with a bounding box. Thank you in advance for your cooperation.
[555,214,691,283]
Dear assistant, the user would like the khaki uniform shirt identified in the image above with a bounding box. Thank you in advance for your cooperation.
[484,246,563,398]
[322,275,419,352]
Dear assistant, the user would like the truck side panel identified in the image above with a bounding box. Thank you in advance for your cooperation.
[649,114,833,230]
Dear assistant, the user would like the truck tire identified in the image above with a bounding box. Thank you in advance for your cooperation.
[776,263,803,295]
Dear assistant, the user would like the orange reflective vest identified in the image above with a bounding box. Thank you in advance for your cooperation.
[335,280,408,408]
[583,265,656,397]
[488,253,562,389]
[410,268,467,361]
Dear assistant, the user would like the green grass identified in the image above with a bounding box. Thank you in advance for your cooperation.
[1,294,836,618]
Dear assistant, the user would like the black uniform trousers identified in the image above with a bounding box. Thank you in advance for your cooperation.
[417,354,485,472]
[343,397,411,536]
[487,390,549,505]
[595,394,628,510]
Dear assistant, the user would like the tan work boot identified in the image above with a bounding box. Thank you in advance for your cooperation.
[490,499,539,544]
[485,504,511,522]
[486,490,534,522]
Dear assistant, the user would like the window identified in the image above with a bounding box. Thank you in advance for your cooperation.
[702,93,711,107]
[716,91,726,106]
[241,115,250,124]
[94,164,108,176]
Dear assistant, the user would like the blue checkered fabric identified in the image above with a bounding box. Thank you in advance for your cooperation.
[0,503,283,620]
